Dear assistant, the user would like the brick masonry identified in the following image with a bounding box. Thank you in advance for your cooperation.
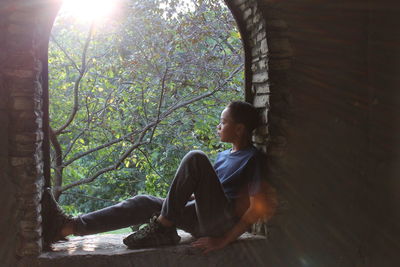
[1,0,400,266]
[3,2,44,261]
[0,0,276,264]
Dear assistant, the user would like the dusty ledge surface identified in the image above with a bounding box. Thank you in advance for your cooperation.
[38,231,270,267]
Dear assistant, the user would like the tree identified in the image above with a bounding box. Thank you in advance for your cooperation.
[49,0,244,211]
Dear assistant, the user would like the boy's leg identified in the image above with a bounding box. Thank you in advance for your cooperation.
[74,195,164,235]
[161,150,236,237]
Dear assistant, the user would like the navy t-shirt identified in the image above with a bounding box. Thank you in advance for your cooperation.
[214,146,264,200]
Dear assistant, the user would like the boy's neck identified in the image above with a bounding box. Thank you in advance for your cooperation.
[231,138,252,152]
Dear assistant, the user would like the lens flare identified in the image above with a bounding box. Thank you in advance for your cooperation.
[61,0,116,22]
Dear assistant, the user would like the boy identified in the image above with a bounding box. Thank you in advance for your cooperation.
[43,101,276,253]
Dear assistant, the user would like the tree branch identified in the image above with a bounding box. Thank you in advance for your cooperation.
[49,126,64,200]
[61,137,148,192]
[60,63,243,192]
[62,192,119,204]
[54,23,95,135]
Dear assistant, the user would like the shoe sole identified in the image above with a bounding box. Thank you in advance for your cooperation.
[123,235,181,249]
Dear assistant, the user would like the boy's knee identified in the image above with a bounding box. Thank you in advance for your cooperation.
[185,150,207,161]
[121,195,162,210]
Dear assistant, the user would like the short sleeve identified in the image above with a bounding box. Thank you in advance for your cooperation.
[246,152,266,196]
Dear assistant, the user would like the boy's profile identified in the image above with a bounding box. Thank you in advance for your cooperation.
[43,100,276,253]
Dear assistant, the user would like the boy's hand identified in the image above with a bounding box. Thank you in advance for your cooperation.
[191,236,229,254]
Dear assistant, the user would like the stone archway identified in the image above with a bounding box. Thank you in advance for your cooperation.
[0,0,292,265]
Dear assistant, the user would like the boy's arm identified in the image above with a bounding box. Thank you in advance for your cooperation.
[191,184,276,253]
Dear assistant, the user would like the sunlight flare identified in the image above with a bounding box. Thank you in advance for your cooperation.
[61,0,117,22]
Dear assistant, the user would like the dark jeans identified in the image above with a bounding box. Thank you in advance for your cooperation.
[74,151,237,237]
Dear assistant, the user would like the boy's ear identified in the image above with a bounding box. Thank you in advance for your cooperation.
[235,123,246,136]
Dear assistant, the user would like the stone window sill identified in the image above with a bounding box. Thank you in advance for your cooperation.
[38,231,269,266]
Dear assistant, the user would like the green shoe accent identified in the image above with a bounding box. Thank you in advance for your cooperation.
[123,216,181,249]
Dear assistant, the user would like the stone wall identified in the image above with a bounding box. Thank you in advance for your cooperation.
[0,1,45,264]
[226,0,292,235]
[0,0,271,265]
[255,0,400,266]
[0,2,13,266]
[1,0,400,266]
[0,1,60,265]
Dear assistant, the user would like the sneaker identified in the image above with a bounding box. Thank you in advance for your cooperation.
[123,216,181,249]
[41,187,74,250]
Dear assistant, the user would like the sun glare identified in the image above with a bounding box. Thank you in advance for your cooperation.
[61,0,117,22]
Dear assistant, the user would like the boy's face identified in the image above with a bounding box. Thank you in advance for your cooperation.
[217,108,240,143]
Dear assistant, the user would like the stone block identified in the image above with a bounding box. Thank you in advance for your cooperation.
[260,38,268,54]
[256,144,268,154]
[20,227,42,240]
[10,156,35,167]
[10,166,36,183]
[20,240,42,257]
[34,81,43,96]
[238,3,248,12]
[7,77,35,96]
[9,117,39,134]
[4,52,35,69]
[11,96,35,111]
[255,125,269,136]
[253,94,269,108]
[251,56,260,63]
[34,98,42,111]
[243,8,252,20]
[233,0,247,6]
[4,69,35,79]
[257,22,265,32]
[10,110,37,122]
[260,113,268,125]
[257,58,268,70]
[38,232,272,267]
[252,12,261,24]
[9,11,34,23]
[6,31,35,52]
[14,142,37,154]
[252,134,266,144]
[256,30,266,42]
[20,220,40,232]
[20,180,43,198]
[12,133,42,144]
[252,71,268,83]
[23,204,42,221]
[255,82,270,94]
[251,45,260,57]
[8,24,34,35]
[245,19,254,31]
[251,62,258,72]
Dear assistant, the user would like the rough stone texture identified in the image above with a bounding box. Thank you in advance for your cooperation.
[1,0,400,266]
[0,0,53,264]
[0,2,18,267]
[256,0,400,267]
[38,232,270,267]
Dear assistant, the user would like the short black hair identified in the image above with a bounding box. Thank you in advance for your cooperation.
[227,101,261,134]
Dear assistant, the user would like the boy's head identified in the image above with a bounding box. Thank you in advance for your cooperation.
[217,101,261,143]
[226,101,260,135]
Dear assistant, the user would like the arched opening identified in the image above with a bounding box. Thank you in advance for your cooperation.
[2,0,288,263]
[47,0,244,221]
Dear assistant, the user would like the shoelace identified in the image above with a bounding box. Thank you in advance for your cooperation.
[135,217,159,236]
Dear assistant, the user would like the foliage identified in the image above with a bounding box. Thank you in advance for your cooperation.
[49,0,244,213]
